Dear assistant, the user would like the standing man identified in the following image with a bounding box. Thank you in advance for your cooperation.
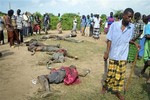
[0,16,5,45]
[16,9,24,43]
[140,15,150,83]
[93,14,101,39]
[90,13,94,37]
[85,15,91,37]
[71,16,77,34]
[57,13,62,34]
[5,9,15,48]
[127,12,144,62]
[101,8,134,100]
[104,12,115,34]
[43,13,50,34]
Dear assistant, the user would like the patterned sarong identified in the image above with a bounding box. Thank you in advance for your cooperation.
[93,28,100,38]
[104,59,126,92]
[144,39,150,62]
[127,40,138,62]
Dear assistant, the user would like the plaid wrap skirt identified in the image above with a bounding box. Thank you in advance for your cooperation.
[104,59,127,92]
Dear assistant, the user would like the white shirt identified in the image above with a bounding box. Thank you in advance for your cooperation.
[94,17,101,28]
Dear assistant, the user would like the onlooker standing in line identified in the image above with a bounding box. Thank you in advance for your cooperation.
[81,15,86,36]
[16,9,24,43]
[71,16,77,34]
[0,16,5,45]
[93,14,101,39]
[127,12,144,62]
[104,12,115,34]
[140,15,150,83]
[22,12,29,36]
[43,13,50,34]
[5,9,15,48]
[57,13,62,34]
[90,13,94,37]
[11,14,20,45]
[101,8,135,100]
[85,15,91,37]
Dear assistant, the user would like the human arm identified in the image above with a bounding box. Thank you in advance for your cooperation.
[103,40,111,61]
[103,22,114,60]
[145,34,150,39]
[65,52,78,60]
[129,40,140,50]
[132,30,143,41]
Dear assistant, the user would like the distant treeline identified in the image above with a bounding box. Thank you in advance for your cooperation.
[33,12,108,31]
[0,11,122,30]
[0,11,6,16]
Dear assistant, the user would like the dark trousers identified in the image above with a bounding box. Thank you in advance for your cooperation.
[17,29,23,42]
[0,30,4,44]
[7,31,14,46]
[90,25,93,37]
[13,29,20,44]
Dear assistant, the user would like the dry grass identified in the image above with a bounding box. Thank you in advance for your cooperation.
[27,33,150,100]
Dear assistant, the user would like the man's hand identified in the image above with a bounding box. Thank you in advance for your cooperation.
[145,34,150,39]
[135,43,141,50]
[103,52,109,61]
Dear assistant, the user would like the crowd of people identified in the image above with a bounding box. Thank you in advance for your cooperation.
[0,9,50,48]
[0,9,119,48]
[102,8,150,100]
[0,7,150,100]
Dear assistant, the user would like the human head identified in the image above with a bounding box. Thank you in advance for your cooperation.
[25,12,28,15]
[110,12,113,17]
[87,15,90,19]
[8,9,14,17]
[70,65,76,69]
[91,13,93,17]
[17,9,21,15]
[143,15,149,24]
[134,12,141,21]
[122,8,134,25]
[58,13,60,17]
[148,14,150,22]
[82,15,86,19]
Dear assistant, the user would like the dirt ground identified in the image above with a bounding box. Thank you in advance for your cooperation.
[1,30,149,100]
[0,30,107,100]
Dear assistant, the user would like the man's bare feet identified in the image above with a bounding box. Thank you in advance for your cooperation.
[146,78,150,84]
[41,91,53,98]
[115,93,125,100]
[100,86,107,94]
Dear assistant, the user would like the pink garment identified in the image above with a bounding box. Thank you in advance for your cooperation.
[62,67,80,85]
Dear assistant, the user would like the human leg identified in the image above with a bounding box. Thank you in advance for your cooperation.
[101,60,126,98]
[37,75,52,98]
[14,29,20,44]
[138,38,146,58]
[8,31,14,47]
[141,61,149,75]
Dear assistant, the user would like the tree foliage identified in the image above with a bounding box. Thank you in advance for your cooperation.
[61,13,80,30]
[0,11,6,17]
[113,10,123,19]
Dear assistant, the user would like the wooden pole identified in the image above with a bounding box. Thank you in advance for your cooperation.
[9,2,11,9]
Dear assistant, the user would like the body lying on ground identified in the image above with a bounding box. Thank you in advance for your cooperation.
[24,39,61,55]
[41,33,83,43]
[38,49,78,68]
[37,65,90,98]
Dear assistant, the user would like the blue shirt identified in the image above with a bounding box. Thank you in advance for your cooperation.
[86,18,91,27]
[144,22,150,35]
[107,20,134,60]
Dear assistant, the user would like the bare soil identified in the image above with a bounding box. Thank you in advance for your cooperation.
[0,30,107,100]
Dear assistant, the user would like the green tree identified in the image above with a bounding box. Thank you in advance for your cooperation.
[113,10,123,19]
[61,13,80,30]
[0,11,6,17]
[100,14,107,32]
